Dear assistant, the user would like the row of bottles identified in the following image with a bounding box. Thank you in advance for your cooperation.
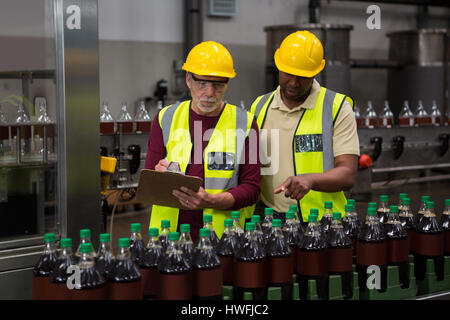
[100,101,152,134]
[355,100,449,128]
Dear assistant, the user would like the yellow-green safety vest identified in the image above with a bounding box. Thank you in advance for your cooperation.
[250,86,354,221]
[149,100,256,238]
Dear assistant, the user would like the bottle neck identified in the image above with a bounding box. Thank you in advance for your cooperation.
[179,232,193,244]
[60,247,73,257]
[305,221,321,236]
[271,226,284,238]
[424,207,436,218]
[79,252,95,269]
[366,215,380,225]
[130,231,142,240]
[166,240,179,254]
[386,211,401,224]
[443,206,450,215]
[331,219,344,229]
[323,208,333,217]
[147,236,161,248]
[117,247,131,260]
[98,242,112,253]
[160,227,170,236]
[223,226,235,235]
[197,236,213,250]
[44,242,56,254]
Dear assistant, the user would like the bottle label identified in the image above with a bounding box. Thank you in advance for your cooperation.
[414,233,444,256]
[297,250,328,276]
[328,247,353,272]
[356,241,387,266]
[194,267,223,297]
[158,272,193,300]
[141,266,159,297]
[219,256,235,284]
[235,260,268,288]
[268,256,294,284]
[387,239,409,263]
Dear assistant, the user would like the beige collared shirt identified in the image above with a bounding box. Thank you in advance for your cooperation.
[259,79,360,213]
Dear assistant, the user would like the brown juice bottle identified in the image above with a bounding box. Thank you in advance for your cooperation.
[49,238,77,300]
[282,211,302,274]
[32,233,58,300]
[441,199,450,255]
[140,228,163,299]
[216,219,238,285]
[399,198,416,254]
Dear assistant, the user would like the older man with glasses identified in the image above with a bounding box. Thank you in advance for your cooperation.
[145,41,261,242]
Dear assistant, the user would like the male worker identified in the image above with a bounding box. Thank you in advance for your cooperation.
[145,41,261,242]
[250,30,359,224]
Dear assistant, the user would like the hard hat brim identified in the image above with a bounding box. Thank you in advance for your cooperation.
[182,63,236,79]
[274,49,325,78]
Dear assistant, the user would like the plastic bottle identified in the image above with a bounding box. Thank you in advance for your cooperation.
[385,205,410,289]
[398,193,408,211]
[356,207,387,293]
[378,100,394,128]
[75,229,96,259]
[100,102,115,134]
[364,101,377,129]
[414,201,444,282]
[327,212,353,299]
[414,100,431,127]
[261,207,274,239]
[416,195,430,225]
[117,102,134,133]
[398,198,416,254]
[96,233,115,279]
[135,100,151,133]
[70,243,107,300]
[157,232,192,300]
[251,214,266,248]
[231,211,245,245]
[130,223,146,264]
[159,219,171,252]
[192,228,223,300]
[430,100,441,126]
[343,203,361,258]
[354,105,364,128]
[49,238,77,300]
[289,204,305,233]
[32,233,58,300]
[441,199,450,256]
[398,100,415,127]
[321,201,333,235]
[108,238,142,300]
[140,228,163,299]
[178,224,195,266]
[216,219,237,285]
[377,195,390,225]
[267,219,293,300]
[234,222,268,300]
[282,211,302,274]
[297,210,329,300]
[202,214,219,249]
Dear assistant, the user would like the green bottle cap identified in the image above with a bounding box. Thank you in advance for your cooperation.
[285,211,295,220]
[310,208,319,216]
[148,228,159,237]
[118,238,130,248]
[251,215,261,223]
[445,199,450,206]
[264,208,274,216]
[421,196,430,202]
[44,233,56,243]
[368,202,377,209]
[199,228,210,238]
[367,208,377,216]
[99,233,110,243]
[401,198,411,205]
[389,205,399,213]
[324,201,333,209]
[308,214,318,223]
[347,199,356,206]
[380,195,389,202]
[168,232,180,241]
[161,220,170,228]
[180,224,190,233]
[130,223,141,232]
[399,193,408,199]
[60,238,72,248]
[246,222,255,231]
[426,201,434,209]
[345,204,353,212]
[80,243,93,253]
[231,211,241,219]
[224,219,233,227]
[272,219,282,227]
[203,214,212,223]
[289,205,298,212]
[332,212,342,220]
[80,229,91,238]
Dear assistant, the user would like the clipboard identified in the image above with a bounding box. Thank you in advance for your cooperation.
[135,169,203,208]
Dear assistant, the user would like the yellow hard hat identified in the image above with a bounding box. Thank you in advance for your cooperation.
[274,30,325,78]
[182,41,236,78]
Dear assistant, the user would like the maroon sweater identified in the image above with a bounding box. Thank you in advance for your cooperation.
[145,103,261,242]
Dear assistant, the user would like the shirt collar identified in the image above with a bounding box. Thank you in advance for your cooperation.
[271,79,321,113]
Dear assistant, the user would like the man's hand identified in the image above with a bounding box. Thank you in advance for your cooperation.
[155,158,169,172]
[274,175,313,200]
[173,187,215,210]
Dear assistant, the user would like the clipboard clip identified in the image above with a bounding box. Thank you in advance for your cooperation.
[167,161,185,175]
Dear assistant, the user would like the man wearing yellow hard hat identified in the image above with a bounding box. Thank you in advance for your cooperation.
[145,41,261,242]
[250,31,359,224]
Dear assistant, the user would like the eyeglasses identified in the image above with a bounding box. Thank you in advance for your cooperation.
[190,74,228,92]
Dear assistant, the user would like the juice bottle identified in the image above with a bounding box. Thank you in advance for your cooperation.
[159,219,171,252]
[297,211,329,300]
[398,100,415,127]
[95,233,115,297]
[399,198,416,253]
[231,211,245,245]
[398,193,408,211]
[378,100,394,128]
[202,214,219,249]
[135,100,151,133]
[32,233,57,300]
[321,201,333,235]
[261,207,274,240]
[282,211,302,274]
[251,214,266,248]
[385,205,410,289]
[192,228,223,300]
[157,232,192,300]
[414,201,444,281]
[354,105,364,128]
[414,100,432,126]
[327,212,353,299]
[130,223,146,264]
[343,204,361,258]
[140,228,163,299]
[49,238,76,300]
[377,195,390,225]
[75,229,96,260]
[289,204,305,233]
[100,102,115,134]
[216,219,237,285]
[441,199,450,256]
[267,219,293,300]
[430,100,441,126]
[234,222,268,300]
[70,243,107,300]
[416,196,430,225]
[364,101,377,129]
[356,207,387,293]
[108,238,143,300]
[178,224,195,266]
[117,102,134,133]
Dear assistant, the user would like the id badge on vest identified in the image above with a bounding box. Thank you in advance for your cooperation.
[207,152,235,170]
[295,134,323,153]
